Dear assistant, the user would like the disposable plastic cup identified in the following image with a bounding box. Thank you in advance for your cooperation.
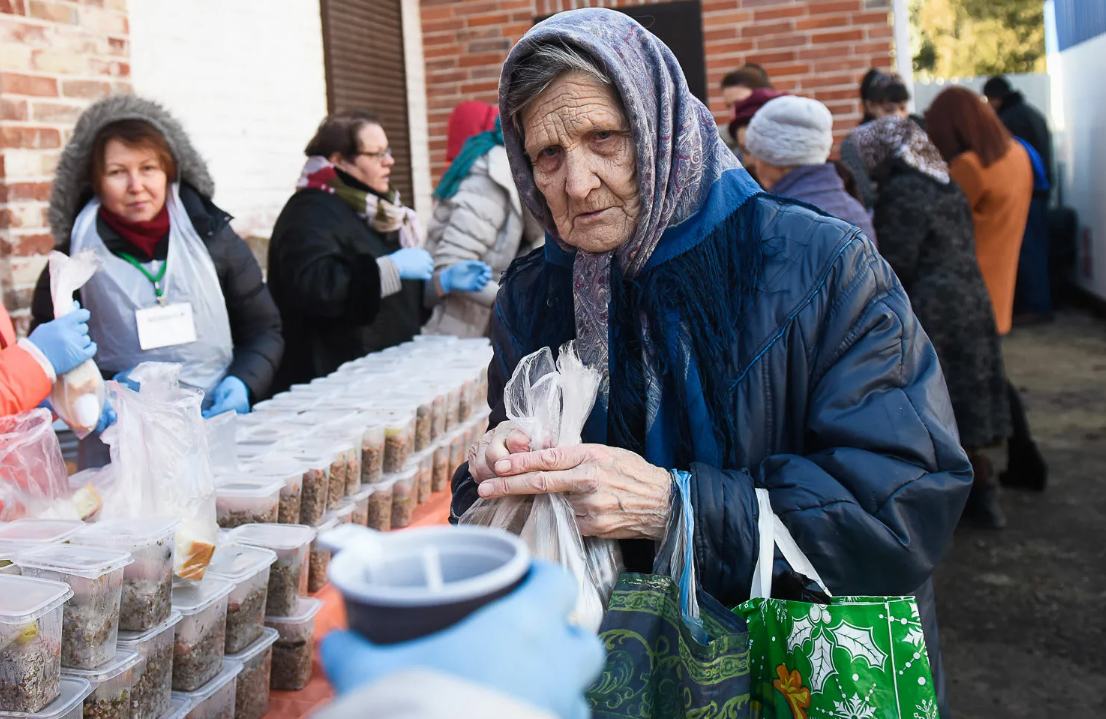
[170,578,234,692]
[223,628,276,719]
[264,598,322,691]
[117,611,182,719]
[61,648,140,719]
[172,661,241,719]
[214,480,283,530]
[203,546,276,655]
[0,576,72,712]
[0,677,90,719]
[227,525,314,617]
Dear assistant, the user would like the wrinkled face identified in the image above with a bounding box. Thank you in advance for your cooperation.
[522,73,640,254]
[334,123,394,195]
[98,139,168,222]
[722,85,753,107]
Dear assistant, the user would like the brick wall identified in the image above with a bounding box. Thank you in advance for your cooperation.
[0,0,131,332]
[421,0,893,184]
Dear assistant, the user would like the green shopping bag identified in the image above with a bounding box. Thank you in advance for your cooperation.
[734,489,940,719]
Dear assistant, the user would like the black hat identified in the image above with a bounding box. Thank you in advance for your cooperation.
[982,76,1013,99]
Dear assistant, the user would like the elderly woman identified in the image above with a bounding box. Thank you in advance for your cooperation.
[451,10,970,716]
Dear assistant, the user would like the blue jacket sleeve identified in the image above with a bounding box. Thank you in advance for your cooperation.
[692,273,973,606]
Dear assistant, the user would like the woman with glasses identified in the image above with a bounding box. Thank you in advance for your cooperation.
[268,110,491,391]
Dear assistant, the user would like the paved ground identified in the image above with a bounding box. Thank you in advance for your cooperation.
[934,309,1106,717]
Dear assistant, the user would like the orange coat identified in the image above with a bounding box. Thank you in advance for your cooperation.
[0,303,52,415]
[949,144,1032,335]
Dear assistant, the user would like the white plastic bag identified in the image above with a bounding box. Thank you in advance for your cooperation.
[460,342,623,632]
[47,249,105,438]
[101,362,218,580]
[0,408,79,521]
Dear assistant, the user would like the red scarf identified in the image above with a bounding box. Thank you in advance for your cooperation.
[98,205,170,259]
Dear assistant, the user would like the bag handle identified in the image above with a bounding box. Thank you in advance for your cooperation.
[750,488,831,600]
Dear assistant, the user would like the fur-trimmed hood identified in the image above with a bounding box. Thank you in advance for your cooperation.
[48,95,215,243]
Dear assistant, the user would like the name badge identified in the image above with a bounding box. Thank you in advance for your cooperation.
[135,303,198,350]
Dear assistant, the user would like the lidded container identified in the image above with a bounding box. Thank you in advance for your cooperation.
[387,466,418,530]
[214,480,283,529]
[172,661,241,719]
[366,478,394,532]
[263,452,329,527]
[16,545,134,670]
[264,597,322,692]
[70,518,180,632]
[170,578,234,692]
[61,648,140,719]
[0,677,91,719]
[348,485,372,527]
[414,450,434,504]
[0,540,31,576]
[155,696,190,719]
[0,575,73,712]
[0,521,83,545]
[224,628,277,719]
[378,409,416,475]
[203,546,276,655]
[227,525,315,618]
[242,462,304,525]
[358,423,385,485]
[117,611,182,719]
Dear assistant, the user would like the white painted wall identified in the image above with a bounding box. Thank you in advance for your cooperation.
[126,0,329,238]
[402,0,432,217]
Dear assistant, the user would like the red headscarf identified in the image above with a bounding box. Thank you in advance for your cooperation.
[729,88,789,140]
[446,101,499,162]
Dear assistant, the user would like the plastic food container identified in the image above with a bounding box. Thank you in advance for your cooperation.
[349,485,372,527]
[0,677,91,719]
[366,480,394,532]
[449,429,467,478]
[431,444,451,493]
[116,612,181,719]
[243,463,304,525]
[359,424,385,484]
[61,648,140,719]
[203,547,276,656]
[388,467,418,530]
[155,696,190,719]
[172,661,241,719]
[315,427,363,498]
[0,576,72,712]
[319,441,351,511]
[458,378,477,423]
[0,521,83,546]
[16,546,133,670]
[307,517,338,595]
[413,450,433,504]
[224,628,276,719]
[380,410,415,475]
[0,540,31,576]
[429,392,446,441]
[70,518,179,633]
[227,525,314,618]
[170,578,234,692]
[443,385,461,431]
[264,598,321,691]
[215,481,282,530]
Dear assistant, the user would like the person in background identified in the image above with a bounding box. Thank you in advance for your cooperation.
[841,70,916,209]
[0,301,96,417]
[445,101,499,165]
[718,64,773,154]
[424,111,542,338]
[982,75,1055,323]
[743,96,876,244]
[727,87,787,177]
[33,96,283,466]
[851,116,1012,530]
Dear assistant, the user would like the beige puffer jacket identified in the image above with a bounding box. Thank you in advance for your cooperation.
[423,146,543,338]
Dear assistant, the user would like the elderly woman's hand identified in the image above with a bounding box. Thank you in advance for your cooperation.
[477,445,673,540]
[467,421,532,483]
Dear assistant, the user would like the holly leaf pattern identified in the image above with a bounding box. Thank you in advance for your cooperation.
[808,633,835,692]
[788,614,815,652]
[832,621,887,670]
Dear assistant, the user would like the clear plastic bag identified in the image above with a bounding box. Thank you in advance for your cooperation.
[204,411,239,475]
[460,342,623,632]
[0,408,79,521]
[47,249,105,438]
[101,362,218,580]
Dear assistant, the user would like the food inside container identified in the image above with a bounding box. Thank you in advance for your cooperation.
[0,521,84,546]
[0,576,72,713]
[443,385,461,431]
[307,515,337,595]
[153,696,189,719]
[214,481,282,530]
[70,518,179,633]
[348,485,372,527]
[414,450,434,504]
[169,578,233,692]
[431,445,451,493]
[366,479,394,532]
[226,525,314,618]
[380,410,415,475]
[223,628,276,719]
[263,453,328,527]
[203,546,276,655]
[429,393,446,441]
[16,546,133,670]
[171,661,240,719]
[242,463,303,526]
[264,598,322,691]
[0,677,91,719]
[388,467,418,530]
[458,378,476,423]
[449,429,467,478]
[359,424,385,485]
[116,611,181,719]
[61,648,140,719]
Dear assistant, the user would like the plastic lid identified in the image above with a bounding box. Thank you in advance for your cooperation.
[204,545,277,583]
[313,518,339,538]
[0,539,32,561]
[263,595,322,624]
[0,519,84,544]
[118,610,182,645]
[215,479,283,498]
[383,465,418,484]
[16,545,133,579]
[72,517,179,547]
[0,677,92,719]
[0,575,73,623]
[171,577,234,616]
[169,660,242,701]
[324,502,355,524]
[156,696,190,719]
[224,626,278,663]
[349,485,373,502]
[229,524,315,552]
[62,647,140,683]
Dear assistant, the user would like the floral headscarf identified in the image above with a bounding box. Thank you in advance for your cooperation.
[498,8,751,388]
[850,116,950,185]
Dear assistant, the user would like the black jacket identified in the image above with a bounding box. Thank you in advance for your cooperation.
[267,187,427,393]
[31,184,284,401]
[997,91,1052,188]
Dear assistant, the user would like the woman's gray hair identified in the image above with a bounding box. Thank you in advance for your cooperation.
[503,40,612,133]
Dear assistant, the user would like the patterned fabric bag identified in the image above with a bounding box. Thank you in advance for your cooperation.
[734,489,940,719]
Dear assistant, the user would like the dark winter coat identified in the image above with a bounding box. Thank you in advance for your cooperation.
[770,163,877,245]
[996,91,1052,191]
[453,192,973,715]
[266,188,428,393]
[873,161,1011,449]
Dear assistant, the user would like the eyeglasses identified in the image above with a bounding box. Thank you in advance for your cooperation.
[357,147,393,161]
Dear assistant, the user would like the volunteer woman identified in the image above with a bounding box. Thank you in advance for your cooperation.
[32,96,283,461]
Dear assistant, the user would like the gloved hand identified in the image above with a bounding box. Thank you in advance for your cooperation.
[322,560,604,719]
[113,369,139,392]
[94,400,116,434]
[439,260,493,294]
[202,375,249,418]
[27,303,96,375]
[385,248,434,281]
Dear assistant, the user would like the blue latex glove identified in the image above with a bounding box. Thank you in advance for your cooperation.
[95,399,116,434]
[439,260,493,294]
[27,304,96,376]
[322,560,604,719]
[385,248,434,281]
[113,369,139,392]
[202,376,249,418]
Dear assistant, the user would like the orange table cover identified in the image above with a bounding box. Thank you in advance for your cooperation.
[267,491,452,719]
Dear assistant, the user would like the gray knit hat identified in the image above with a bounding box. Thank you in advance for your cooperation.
[744,95,833,167]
